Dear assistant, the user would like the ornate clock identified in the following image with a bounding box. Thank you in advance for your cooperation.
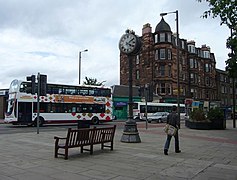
[119,30,141,55]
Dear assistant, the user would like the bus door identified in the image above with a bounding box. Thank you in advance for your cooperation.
[18,102,33,123]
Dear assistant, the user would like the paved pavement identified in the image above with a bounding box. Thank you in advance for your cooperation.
[0,120,237,180]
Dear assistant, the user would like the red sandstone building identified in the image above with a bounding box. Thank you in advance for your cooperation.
[120,17,235,111]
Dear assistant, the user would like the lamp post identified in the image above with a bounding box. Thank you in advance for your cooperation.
[79,49,88,85]
[160,10,180,121]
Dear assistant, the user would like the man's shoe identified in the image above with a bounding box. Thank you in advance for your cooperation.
[164,149,168,155]
[175,150,181,153]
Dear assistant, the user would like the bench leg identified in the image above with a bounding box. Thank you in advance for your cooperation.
[111,141,114,151]
[54,147,59,158]
[90,145,93,155]
[101,143,104,150]
[65,148,69,160]
[80,146,83,153]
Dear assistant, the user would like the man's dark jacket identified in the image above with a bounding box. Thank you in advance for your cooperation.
[167,112,180,129]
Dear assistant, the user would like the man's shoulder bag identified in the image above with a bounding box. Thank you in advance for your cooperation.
[163,124,177,136]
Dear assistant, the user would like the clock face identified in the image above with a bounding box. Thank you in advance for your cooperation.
[119,33,137,54]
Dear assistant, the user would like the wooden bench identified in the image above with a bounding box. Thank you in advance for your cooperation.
[54,125,116,160]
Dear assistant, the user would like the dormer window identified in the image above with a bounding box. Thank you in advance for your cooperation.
[155,32,172,44]
[174,36,177,46]
[188,44,196,53]
[181,41,185,49]
[167,33,171,42]
[203,51,210,58]
[155,34,158,43]
[160,33,165,42]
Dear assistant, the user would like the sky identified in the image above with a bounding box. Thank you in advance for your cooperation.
[0,0,230,89]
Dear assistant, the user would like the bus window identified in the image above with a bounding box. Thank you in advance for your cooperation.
[72,107,76,113]
[101,89,111,97]
[89,89,95,96]
[50,103,63,113]
[88,105,93,113]
[58,88,63,94]
[82,105,87,112]
[94,89,101,96]
[133,103,138,109]
[6,100,14,115]
[79,89,88,96]
[47,103,51,112]
[65,88,76,95]
[57,104,64,113]
[20,82,28,93]
[140,105,145,113]
[76,105,82,113]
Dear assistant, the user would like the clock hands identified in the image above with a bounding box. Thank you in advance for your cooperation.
[128,38,135,43]
[125,38,135,47]
[119,32,141,54]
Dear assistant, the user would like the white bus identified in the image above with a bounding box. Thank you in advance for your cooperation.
[5,79,113,126]
[133,102,186,120]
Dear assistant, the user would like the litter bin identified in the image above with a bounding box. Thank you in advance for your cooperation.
[77,120,90,129]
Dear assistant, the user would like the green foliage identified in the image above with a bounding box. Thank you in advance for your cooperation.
[226,29,237,78]
[190,109,206,122]
[83,77,106,86]
[207,108,224,122]
[197,0,237,28]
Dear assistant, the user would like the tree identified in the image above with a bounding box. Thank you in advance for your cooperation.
[83,77,106,86]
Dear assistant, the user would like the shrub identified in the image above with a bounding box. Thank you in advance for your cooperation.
[207,108,224,122]
[189,109,206,122]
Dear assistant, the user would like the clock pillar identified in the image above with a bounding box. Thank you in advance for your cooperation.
[119,30,141,143]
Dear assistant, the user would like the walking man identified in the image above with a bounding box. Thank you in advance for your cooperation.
[164,105,181,155]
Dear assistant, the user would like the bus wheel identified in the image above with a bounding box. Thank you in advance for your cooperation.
[34,117,44,127]
[91,117,99,125]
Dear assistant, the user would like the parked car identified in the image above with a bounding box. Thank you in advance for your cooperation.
[180,113,189,120]
[143,112,169,123]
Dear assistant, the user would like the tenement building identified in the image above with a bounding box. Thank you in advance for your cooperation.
[120,17,234,110]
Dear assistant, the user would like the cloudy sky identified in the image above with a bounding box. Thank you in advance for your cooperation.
[0,0,230,89]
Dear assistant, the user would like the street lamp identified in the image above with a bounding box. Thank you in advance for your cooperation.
[78,49,88,85]
[160,10,180,121]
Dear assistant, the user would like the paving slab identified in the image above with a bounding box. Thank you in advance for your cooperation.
[0,120,236,179]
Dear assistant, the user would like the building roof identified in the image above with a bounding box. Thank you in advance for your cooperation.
[216,68,227,74]
[112,85,139,97]
[155,17,171,33]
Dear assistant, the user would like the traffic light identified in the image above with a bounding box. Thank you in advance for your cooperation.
[39,74,47,96]
[26,75,36,94]
[138,86,144,97]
